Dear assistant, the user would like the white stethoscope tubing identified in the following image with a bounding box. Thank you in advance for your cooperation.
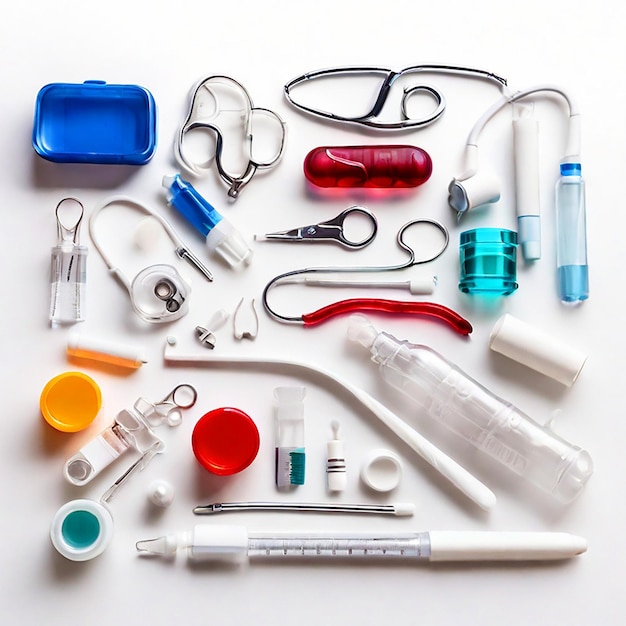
[89,195,212,290]
[461,85,580,179]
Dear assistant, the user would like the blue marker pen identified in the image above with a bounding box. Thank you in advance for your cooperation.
[163,174,253,268]
[555,162,588,303]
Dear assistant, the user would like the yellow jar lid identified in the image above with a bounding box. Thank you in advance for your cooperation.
[40,371,102,432]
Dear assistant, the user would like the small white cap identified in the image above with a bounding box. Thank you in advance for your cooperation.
[346,314,378,349]
[148,480,175,508]
[489,314,587,387]
[205,219,253,268]
[360,449,402,492]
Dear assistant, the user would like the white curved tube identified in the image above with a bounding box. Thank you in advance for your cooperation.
[163,338,496,511]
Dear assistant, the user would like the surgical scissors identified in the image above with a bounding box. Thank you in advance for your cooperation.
[262,218,455,327]
[175,75,287,198]
[284,64,508,130]
[256,206,378,249]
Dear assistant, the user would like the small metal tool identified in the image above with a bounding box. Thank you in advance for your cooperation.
[193,501,415,516]
[233,298,259,340]
[256,206,378,249]
[195,326,216,349]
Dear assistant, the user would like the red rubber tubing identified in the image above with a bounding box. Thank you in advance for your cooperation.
[301,298,473,335]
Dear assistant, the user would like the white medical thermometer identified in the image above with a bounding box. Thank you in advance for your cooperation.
[137,526,587,563]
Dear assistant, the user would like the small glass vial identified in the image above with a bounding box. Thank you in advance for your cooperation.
[49,198,87,324]
[555,162,589,303]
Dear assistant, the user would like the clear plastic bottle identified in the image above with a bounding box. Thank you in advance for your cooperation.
[348,316,593,503]
[555,162,588,303]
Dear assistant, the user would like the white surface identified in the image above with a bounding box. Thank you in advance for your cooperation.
[2,1,623,624]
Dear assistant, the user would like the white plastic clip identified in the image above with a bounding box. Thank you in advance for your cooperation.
[233,298,259,340]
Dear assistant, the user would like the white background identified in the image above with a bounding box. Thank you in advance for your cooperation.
[2,1,624,624]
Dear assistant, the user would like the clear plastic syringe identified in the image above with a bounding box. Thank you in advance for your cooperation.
[135,525,587,563]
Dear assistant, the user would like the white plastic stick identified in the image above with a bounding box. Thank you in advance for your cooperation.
[163,338,496,511]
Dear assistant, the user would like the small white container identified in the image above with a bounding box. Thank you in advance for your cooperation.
[489,314,587,387]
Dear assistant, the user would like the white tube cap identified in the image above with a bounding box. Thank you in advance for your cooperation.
[360,449,402,492]
[205,219,253,268]
[489,314,587,387]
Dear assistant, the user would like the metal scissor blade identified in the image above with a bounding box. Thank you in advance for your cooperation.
[255,227,305,242]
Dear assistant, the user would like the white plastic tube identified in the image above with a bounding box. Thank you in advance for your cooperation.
[489,314,587,387]
[513,115,541,260]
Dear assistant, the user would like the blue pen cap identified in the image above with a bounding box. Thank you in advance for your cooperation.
[163,174,223,238]
[33,81,157,165]
[560,162,582,176]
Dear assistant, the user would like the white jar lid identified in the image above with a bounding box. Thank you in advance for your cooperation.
[360,449,402,492]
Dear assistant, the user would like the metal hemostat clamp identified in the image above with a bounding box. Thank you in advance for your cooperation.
[256,206,378,249]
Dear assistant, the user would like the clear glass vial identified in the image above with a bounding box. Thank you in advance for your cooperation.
[49,197,86,324]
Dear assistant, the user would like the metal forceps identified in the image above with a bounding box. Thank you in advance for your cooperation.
[257,206,378,249]
[284,64,508,130]
[175,75,287,198]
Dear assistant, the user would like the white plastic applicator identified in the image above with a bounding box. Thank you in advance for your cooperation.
[326,420,347,492]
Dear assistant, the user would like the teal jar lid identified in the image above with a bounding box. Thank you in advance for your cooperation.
[459,228,518,296]
[50,499,114,561]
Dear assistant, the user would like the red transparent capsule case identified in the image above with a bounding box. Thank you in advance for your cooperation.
[304,145,432,189]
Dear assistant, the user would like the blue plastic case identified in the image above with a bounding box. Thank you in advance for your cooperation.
[32,80,157,165]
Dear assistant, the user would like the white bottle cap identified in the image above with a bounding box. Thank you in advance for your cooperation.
[205,219,253,268]
[360,448,402,492]
[489,314,587,387]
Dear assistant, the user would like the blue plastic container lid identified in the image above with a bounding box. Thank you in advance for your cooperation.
[32,80,157,165]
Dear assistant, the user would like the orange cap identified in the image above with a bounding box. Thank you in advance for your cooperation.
[40,371,102,432]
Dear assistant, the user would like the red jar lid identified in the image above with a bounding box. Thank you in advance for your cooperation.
[192,407,260,475]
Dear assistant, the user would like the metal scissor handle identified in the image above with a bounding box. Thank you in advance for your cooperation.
[259,206,378,249]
